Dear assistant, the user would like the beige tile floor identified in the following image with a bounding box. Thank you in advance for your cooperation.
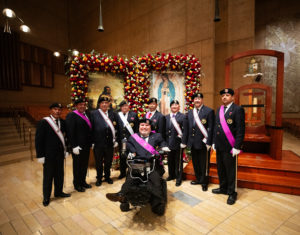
[0,132,299,234]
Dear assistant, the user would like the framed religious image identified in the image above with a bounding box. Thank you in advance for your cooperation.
[88,72,124,109]
[150,72,185,115]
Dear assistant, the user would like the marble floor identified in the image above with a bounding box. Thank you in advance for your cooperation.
[0,132,299,234]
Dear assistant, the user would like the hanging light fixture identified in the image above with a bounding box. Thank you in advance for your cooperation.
[53,51,61,57]
[2,8,16,18]
[97,0,104,32]
[2,8,30,34]
[214,0,221,22]
[72,49,79,56]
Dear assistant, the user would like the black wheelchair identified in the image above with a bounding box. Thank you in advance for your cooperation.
[119,152,167,216]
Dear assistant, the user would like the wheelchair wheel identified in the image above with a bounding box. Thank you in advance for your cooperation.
[120,202,130,212]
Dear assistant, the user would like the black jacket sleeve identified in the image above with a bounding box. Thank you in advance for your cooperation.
[234,106,245,150]
[35,120,46,158]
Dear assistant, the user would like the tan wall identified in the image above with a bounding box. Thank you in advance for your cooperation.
[0,0,70,108]
[214,0,255,108]
[69,0,216,108]
[0,74,71,107]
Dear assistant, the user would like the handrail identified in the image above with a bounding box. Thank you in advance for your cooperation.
[29,128,33,161]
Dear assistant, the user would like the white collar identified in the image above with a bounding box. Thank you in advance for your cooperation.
[224,102,233,113]
[149,110,156,115]
[171,112,177,117]
[195,104,203,111]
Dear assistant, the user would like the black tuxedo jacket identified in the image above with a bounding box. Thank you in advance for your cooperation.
[187,105,215,149]
[90,109,119,148]
[165,112,188,150]
[149,111,166,139]
[213,103,245,152]
[116,111,139,143]
[65,111,92,149]
[35,118,67,159]
[127,132,167,159]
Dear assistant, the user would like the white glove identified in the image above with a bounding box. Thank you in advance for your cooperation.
[212,144,216,151]
[72,146,82,155]
[232,148,241,157]
[206,145,211,151]
[37,157,45,164]
[114,142,118,148]
[128,152,136,159]
[162,147,171,152]
[180,143,186,149]
[91,144,94,149]
[202,138,207,144]
[65,152,70,158]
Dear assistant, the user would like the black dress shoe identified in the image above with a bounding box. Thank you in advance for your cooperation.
[43,199,50,207]
[175,181,182,187]
[202,185,208,191]
[105,178,113,184]
[166,177,174,181]
[75,186,85,192]
[55,192,71,198]
[212,188,227,195]
[106,192,126,203]
[118,174,126,179]
[227,193,237,205]
[191,180,201,185]
[82,183,92,188]
[95,180,102,187]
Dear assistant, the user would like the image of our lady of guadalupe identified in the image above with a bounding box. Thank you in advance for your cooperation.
[158,73,175,115]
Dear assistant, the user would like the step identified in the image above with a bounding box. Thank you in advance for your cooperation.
[209,168,300,189]
[0,150,35,166]
[0,144,30,156]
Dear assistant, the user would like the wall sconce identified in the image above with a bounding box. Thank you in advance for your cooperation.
[2,8,31,34]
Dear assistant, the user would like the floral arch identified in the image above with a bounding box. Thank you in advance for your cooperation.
[69,52,202,117]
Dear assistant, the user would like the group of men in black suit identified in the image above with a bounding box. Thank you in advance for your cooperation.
[35,87,244,207]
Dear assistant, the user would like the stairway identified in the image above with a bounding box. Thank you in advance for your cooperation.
[0,117,36,165]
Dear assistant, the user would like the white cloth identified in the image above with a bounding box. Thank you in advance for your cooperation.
[44,117,66,154]
[37,157,45,164]
[91,143,94,149]
[170,113,183,137]
[224,102,233,114]
[72,146,82,155]
[180,143,186,149]
[232,148,241,157]
[98,109,116,142]
[118,112,134,135]
[193,108,208,143]
[162,147,171,152]
[212,144,216,151]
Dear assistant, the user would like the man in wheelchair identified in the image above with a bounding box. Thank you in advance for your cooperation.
[106,118,170,215]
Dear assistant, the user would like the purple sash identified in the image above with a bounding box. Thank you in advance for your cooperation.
[74,110,92,129]
[219,105,240,153]
[132,134,159,155]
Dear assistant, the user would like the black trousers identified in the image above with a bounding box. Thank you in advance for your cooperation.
[191,148,210,185]
[43,156,64,199]
[72,146,90,187]
[167,148,183,182]
[94,146,114,180]
[216,150,236,195]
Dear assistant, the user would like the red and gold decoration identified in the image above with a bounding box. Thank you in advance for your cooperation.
[69,52,202,116]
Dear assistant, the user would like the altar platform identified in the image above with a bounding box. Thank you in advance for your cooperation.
[184,150,300,195]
